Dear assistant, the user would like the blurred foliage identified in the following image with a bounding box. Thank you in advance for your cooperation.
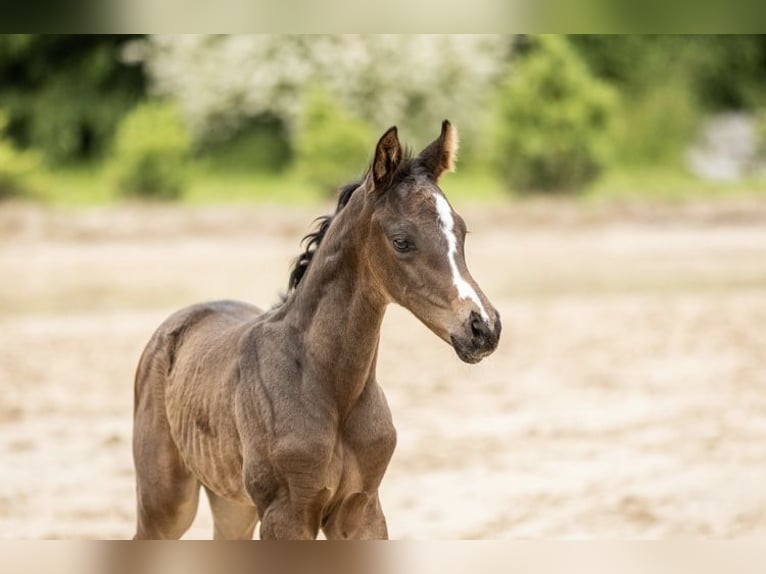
[294,88,375,194]
[0,34,146,163]
[613,78,701,167]
[568,35,766,167]
[0,110,42,199]
[1,35,766,202]
[109,102,191,200]
[201,113,292,174]
[756,108,766,161]
[144,35,511,167]
[494,35,618,193]
[569,35,766,111]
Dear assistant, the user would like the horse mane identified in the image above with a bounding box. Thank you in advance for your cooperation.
[282,148,418,301]
[285,180,362,294]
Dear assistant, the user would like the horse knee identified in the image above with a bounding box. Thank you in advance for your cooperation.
[323,492,388,540]
[259,503,315,540]
[257,485,332,540]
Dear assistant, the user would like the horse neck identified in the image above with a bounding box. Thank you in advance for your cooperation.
[280,198,387,412]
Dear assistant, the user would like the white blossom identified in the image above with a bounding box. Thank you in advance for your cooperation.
[143,35,511,149]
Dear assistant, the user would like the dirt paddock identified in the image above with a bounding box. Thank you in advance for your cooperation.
[1,198,765,539]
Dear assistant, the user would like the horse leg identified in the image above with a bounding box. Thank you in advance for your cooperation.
[353,493,389,539]
[250,469,333,540]
[133,349,200,539]
[204,487,258,540]
[133,428,200,539]
[257,489,328,540]
[322,491,389,540]
[241,428,334,539]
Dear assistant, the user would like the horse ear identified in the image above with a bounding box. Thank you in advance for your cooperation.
[371,126,402,187]
[417,120,458,181]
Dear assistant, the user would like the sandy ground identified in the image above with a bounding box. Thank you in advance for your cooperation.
[1,198,765,539]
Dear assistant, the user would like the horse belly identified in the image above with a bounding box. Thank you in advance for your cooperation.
[165,380,251,504]
[157,300,264,505]
[187,431,251,504]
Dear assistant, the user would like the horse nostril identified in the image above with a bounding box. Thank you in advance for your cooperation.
[470,315,485,339]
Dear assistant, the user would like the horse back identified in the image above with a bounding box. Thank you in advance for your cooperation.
[135,299,262,389]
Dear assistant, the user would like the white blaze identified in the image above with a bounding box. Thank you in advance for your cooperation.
[433,193,489,322]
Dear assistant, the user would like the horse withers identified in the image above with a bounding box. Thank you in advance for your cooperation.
[132,121,502,539]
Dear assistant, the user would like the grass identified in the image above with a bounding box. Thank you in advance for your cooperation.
[586,165,766,202]
[187,164,509,205]
[186,169,321,205]
[15,160,766,207]
[32,162,116,205]
[25,162,509,207]
[30,163,321,206]
[440,169,507,202]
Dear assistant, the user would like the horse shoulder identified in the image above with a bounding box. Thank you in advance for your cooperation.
[236,320,341,511]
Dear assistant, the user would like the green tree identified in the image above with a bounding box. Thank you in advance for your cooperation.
[566,35,766,167]
[143,35,511,165]
[109,102,191,200]
[0,35,146,162]
[569,35,766,112]
[495,35,617,193]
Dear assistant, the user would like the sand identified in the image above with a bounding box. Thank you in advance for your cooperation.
[1,198,765,539]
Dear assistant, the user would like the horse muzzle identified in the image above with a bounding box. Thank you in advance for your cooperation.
[450,310,502,364]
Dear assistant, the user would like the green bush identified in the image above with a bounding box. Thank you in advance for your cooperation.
[201,113,292,174]
[0,111,42,199]
[614,79,700,167]
[109,102,191,200]
[569,35,766,112]
[494,35,618,193]
[0,35,146,163]
[294,87,374,194]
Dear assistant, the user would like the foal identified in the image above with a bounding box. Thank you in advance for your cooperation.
[132,121,501,539]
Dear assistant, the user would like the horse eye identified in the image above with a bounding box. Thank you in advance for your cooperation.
[392,237,411,253]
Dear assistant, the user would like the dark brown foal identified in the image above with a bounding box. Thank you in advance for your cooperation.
[132,121,501,539]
